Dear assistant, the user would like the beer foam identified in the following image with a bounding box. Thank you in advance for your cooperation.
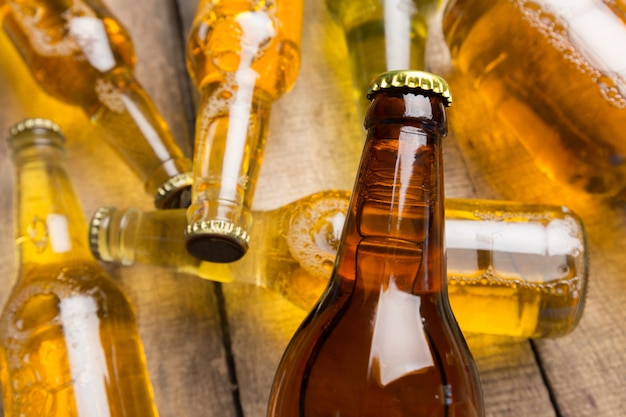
[513,0,626,108]
[94,79,125,113]
[448,265,583,298]
[287,196,348,279]
[10,0,96,57]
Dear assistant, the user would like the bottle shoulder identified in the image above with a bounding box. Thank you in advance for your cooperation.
[270,284,482,416]
[0,262,135,339]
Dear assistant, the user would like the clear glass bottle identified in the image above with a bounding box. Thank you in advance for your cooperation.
[88,190,588,339]
[266,70,484,416]
[0,0,193,208]
[443,0,626,195]
[326,0,442,122]
[0,118,160,416]
[184,0,304,262]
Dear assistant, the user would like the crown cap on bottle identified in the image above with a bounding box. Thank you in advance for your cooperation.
[185,220,250,263]
[6,118,66,151]
[367,70,452,106]
[154,172,193,209]
[89,206,114,262]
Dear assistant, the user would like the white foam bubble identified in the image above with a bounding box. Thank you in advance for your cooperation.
[513,0,626,108]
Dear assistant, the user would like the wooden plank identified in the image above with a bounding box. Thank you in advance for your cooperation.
[0,0,237,416]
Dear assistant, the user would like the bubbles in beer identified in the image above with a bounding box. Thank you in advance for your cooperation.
[514,0,626,108]
[95,79,125,113]
[287,195,348,280]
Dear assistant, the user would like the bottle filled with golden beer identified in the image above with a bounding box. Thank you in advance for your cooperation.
[266,71,484,416]
[184,0,304,262]
[326,0,442,122]
[89,190,587,338]
[443,0,626,195]
[0,0,193,208]
[0,119,160,416]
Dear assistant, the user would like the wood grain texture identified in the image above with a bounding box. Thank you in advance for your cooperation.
[1,0,622,416]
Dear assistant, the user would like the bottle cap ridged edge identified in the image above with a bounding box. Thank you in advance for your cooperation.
[89,206,114,261]
[184,219,250,263]
[367,70,452,106]
[184,220,251,246]
[7,118,63,139]
[154,172,193,209]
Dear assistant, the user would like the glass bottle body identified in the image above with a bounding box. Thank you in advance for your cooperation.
[0,119,159,416]
[0,0,193,208]
[184,0,304,262]
[326,0,442,121]
[1,263,159,417]
[267,73,484,416]
[91,190,346,311]
[91,190,587,339]
[443,0,626,195]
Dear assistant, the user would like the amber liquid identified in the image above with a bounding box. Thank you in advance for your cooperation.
[286,245,483,416]
[2,120,159,416]
[93,189,586,338]
[0,1,191,203]
[448,251,583,338]
[326,0,440,120]
[186,0,302,98]
[443,0,626,194]
[0,262,158,417]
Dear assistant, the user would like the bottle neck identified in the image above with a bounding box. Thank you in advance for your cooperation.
[88,69,193,207]
[338,91,448,293]
[13,144,95,275]
[2,0,192,208]
[327,0,437,125]
[185,82,273,262]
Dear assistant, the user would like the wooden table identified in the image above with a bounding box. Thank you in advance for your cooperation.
[1,1,625,416]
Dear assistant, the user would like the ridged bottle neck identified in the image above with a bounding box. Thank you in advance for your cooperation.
[338,90,448,293]
[12,141,95,274]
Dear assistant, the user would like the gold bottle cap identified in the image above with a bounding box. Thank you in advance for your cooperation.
[184,219,250,263]
[88,206,113,262]
[154,172,193,209]
[6,118,66,150]
[367,70,452,106]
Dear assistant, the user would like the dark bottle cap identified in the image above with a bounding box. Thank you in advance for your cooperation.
[6,118,66,151]
[154,172,193,209]
[367,70,452,106]
[185,220,250,263]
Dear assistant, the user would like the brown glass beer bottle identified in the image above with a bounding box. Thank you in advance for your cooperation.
[266,70,484,416]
